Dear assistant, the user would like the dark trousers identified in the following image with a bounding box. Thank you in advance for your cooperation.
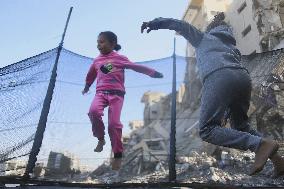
[199,68,262,152]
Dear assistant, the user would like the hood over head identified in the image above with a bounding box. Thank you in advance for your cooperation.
[208,24,237,46]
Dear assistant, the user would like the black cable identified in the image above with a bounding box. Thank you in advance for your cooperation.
[56,72,282,89]
[56,79,185,88]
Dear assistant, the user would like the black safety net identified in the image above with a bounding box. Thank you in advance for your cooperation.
[0,47,284,186]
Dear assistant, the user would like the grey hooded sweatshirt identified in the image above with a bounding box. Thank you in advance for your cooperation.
[153,18,247,82]
[148,18,262,152]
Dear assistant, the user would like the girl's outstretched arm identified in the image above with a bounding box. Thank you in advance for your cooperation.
[141,18,204,48]
[119,56,163,78]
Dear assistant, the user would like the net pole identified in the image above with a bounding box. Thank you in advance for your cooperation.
[24,7,73,178]
[169,37,177,182]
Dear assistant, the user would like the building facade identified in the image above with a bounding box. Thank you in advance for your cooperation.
[182,0,233,57]
[226,0,284,55]
[183,0,284,55]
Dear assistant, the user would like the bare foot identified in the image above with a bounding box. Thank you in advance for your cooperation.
[270,153,284,178]
[250,139,279,175]
[111,158,122,170]
[94,139,105,152]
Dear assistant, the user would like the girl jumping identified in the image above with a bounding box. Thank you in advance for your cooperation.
[82,31,163,170]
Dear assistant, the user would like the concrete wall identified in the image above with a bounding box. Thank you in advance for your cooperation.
[182,0,232,57]
[226,0,284,54]
[226,0,262,54]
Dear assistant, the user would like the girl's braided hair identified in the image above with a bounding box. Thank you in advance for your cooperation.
[205,12,228,32]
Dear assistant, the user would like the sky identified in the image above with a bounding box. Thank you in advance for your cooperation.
[0,0,189,68]
[0,0,190,170]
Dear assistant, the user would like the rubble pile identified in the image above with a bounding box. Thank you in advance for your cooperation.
[86,151,284,187]
[125,151,284,187]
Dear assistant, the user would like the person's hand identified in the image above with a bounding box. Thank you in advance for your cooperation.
[141,17,168,33]
[141,22,151,33]
[152,71,163,78]
[82,87,89,95]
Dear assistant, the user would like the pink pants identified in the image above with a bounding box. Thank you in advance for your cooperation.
[88,92,124,154]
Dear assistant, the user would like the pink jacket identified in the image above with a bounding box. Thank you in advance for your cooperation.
[86,51,156,92]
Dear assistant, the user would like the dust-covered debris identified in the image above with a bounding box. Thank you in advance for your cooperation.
[86,151,284,187]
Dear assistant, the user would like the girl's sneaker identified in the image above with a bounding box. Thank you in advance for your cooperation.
[111,158,122,170]
[94,139,106,152]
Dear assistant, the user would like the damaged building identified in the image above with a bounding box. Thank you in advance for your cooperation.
[227,0,284,54]
[44,151,80,179]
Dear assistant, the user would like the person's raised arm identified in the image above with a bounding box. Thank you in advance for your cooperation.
[141,17,204,48]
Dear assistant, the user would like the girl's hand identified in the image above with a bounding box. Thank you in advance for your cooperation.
[152,71,163,78]
[82,84,91,95]
[82,88,89,95]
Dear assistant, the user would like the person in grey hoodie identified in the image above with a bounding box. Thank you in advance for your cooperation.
[141,12,284,177]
